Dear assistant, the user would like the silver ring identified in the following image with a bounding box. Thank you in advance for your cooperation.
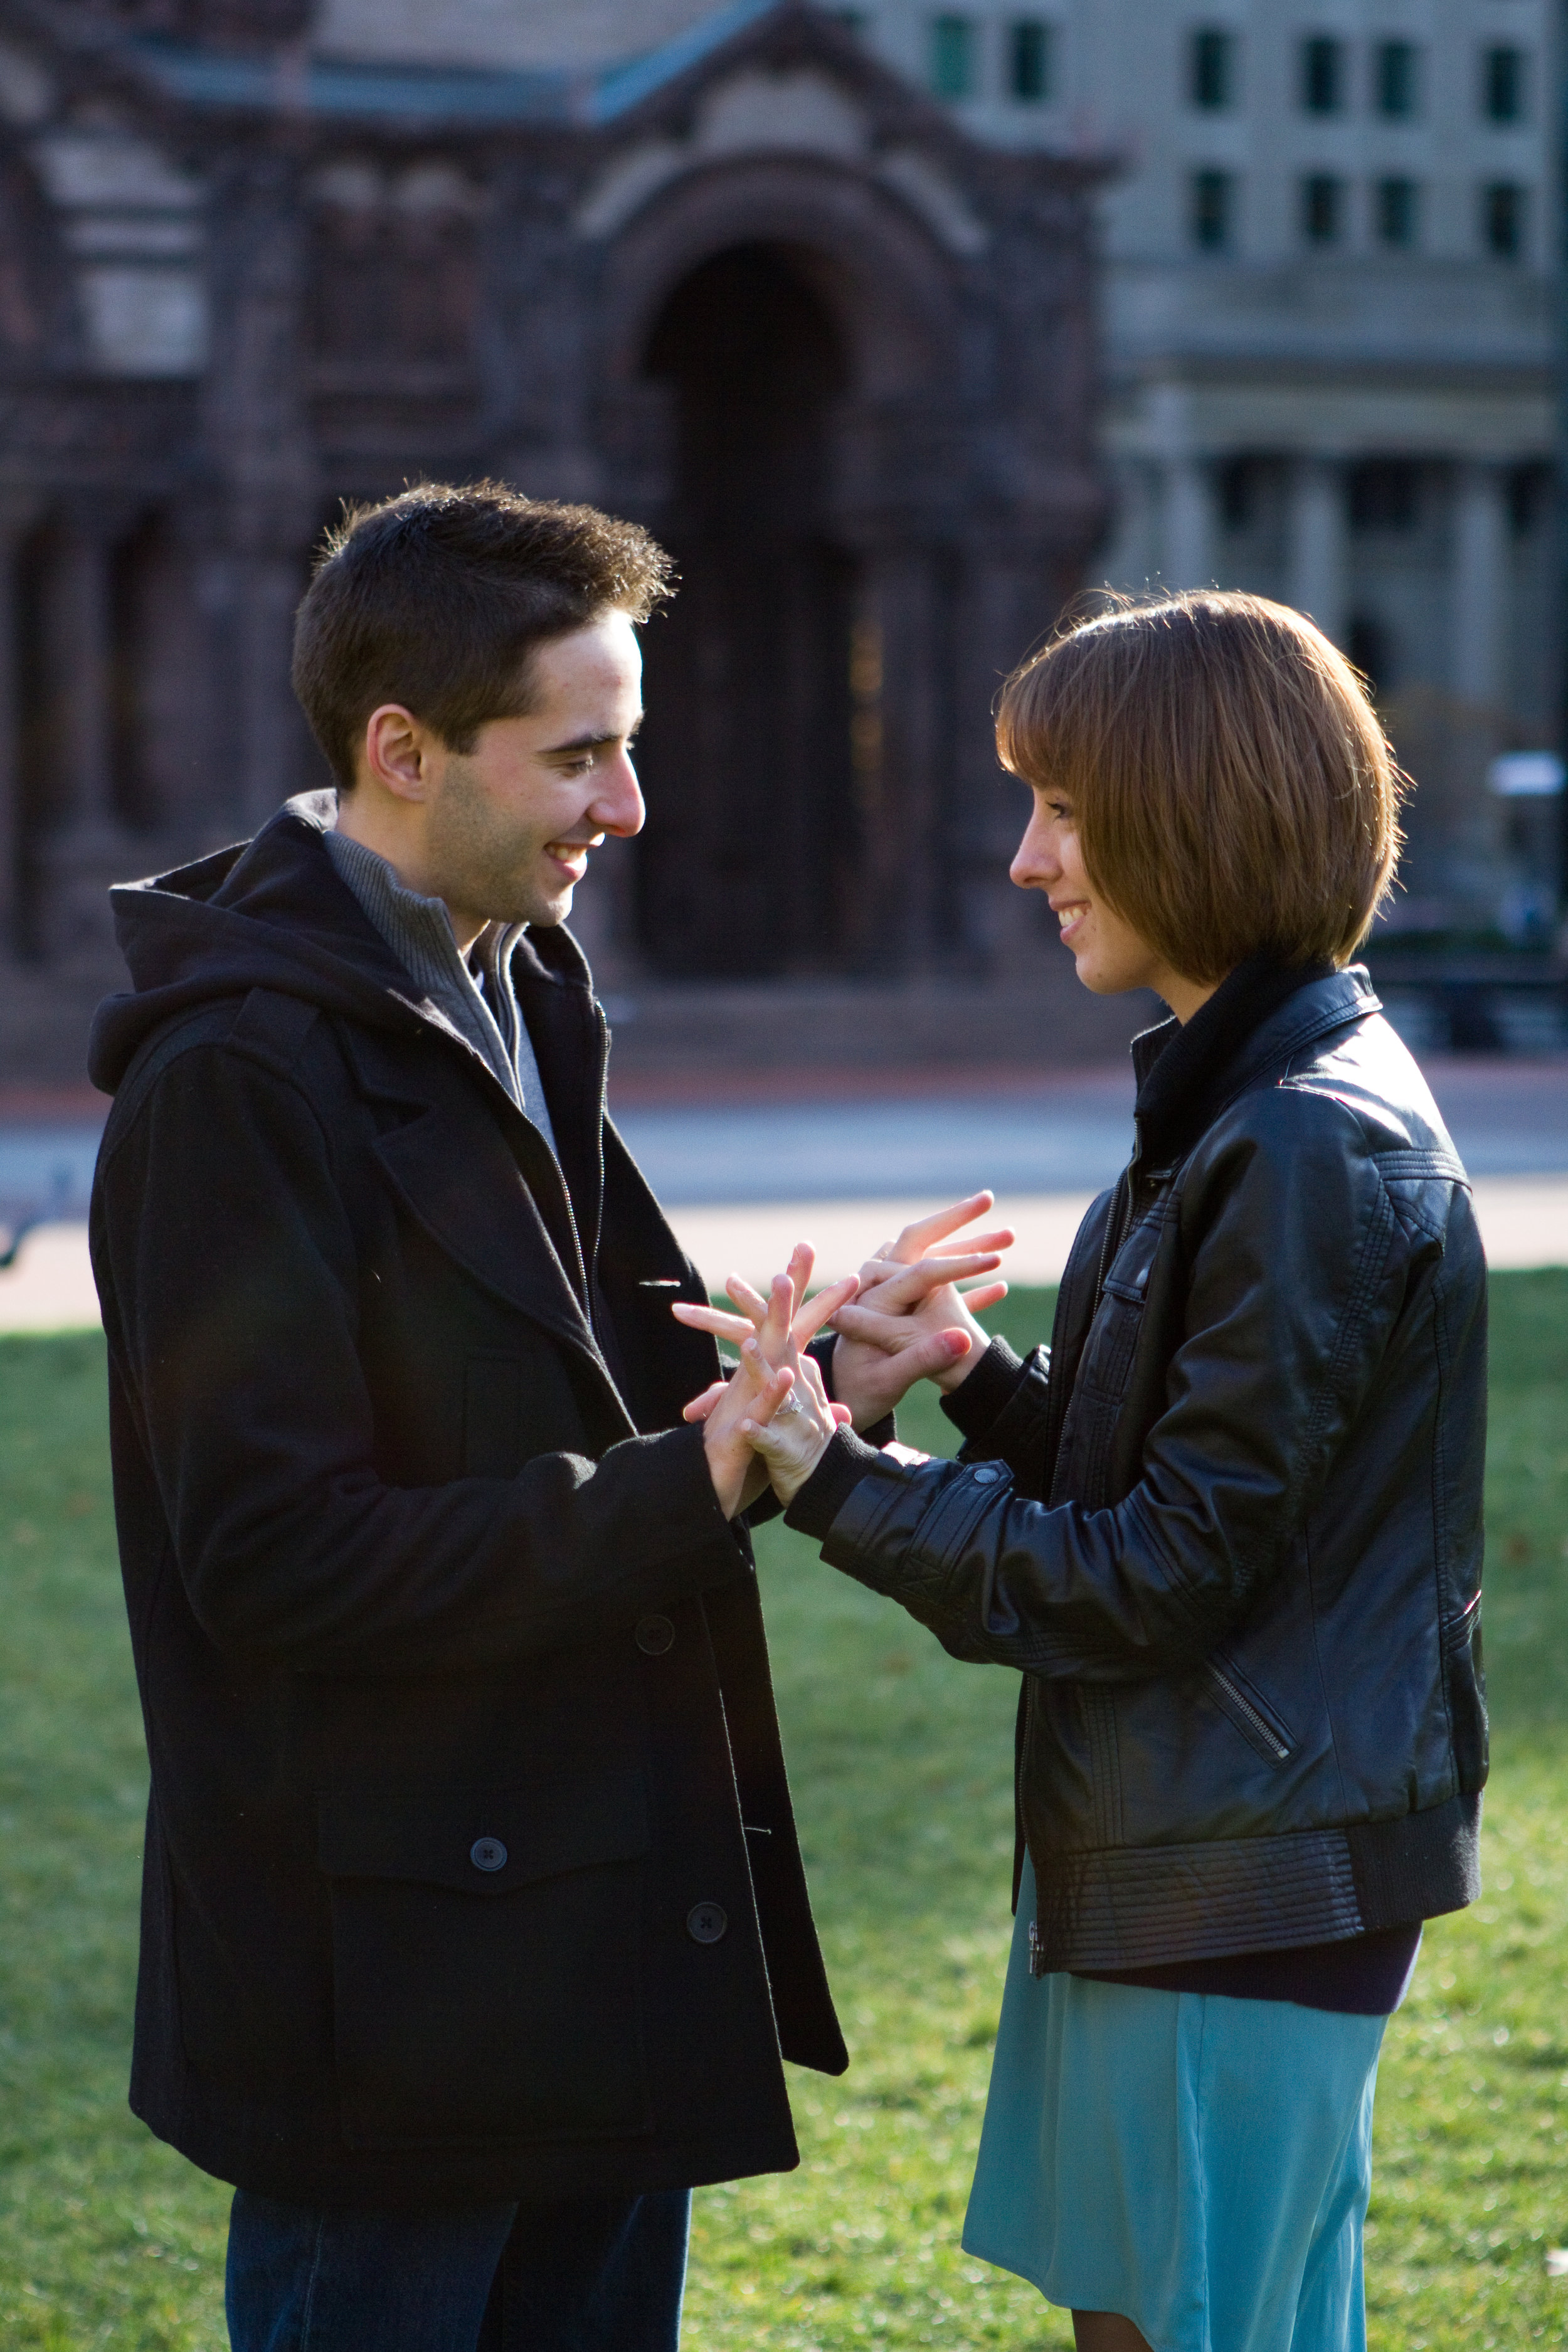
[773,1388,805,1420]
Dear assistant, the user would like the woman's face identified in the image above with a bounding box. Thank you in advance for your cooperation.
[1009,783,1215,1023]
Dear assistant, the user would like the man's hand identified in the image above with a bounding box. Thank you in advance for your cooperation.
[678,1252,854,1517]
[827,1192,1012,1421]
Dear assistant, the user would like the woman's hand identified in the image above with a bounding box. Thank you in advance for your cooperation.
[680,1250,854,1517]
[673,1242,856,1401]
[736,1340,840,1505]
[828,1192,1013,1414]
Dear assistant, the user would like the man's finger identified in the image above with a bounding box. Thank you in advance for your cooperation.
[792,1272,859,1348]
[681,1380,728,1423]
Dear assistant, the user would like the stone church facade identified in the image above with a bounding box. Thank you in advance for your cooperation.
[0,0,1115,1081]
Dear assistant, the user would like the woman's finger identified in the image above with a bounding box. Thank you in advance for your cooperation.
[887,1192,996,1264]
[672,1303,757,1342]
[926,1226,1016,1259]
[758,1270,797,1360]
[955,1278,1009,1313]
[865,1252,1004,1305]
[724,1274,770,1325]
[738,1346,796,1421]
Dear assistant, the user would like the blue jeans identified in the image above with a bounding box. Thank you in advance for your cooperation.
[225,2185,691,2351]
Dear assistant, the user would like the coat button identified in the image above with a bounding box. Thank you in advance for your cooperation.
[686,1901,728,1944]
[470,1837,507,1873]
[972,1463,1005,1485]
[636,1614,675,1655]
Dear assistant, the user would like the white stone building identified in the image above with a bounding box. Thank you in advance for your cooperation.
[839,0,1563,935]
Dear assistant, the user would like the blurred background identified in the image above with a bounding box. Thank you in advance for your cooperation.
[2,16,1567,2345]
[0,0,1559,1101]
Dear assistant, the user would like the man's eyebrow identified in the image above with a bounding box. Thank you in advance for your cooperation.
[542,712,644,757]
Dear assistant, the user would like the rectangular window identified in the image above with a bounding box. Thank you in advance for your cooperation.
[1375,176,1420,248]
[1482,45,1526,122]
[930,14,976,98]
[1375,40,1418,118]
[1190,167,1234,250]
[1190,28,1236,110]
[1010,19,1054,102]
[1301,172,1343,244]
[1482,181,1526,258]
[1300,35,1343,114]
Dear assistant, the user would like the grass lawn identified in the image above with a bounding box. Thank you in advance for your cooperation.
[1,1274,1565,2347]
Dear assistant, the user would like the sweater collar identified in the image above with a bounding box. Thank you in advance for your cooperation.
[1131,955,1377,1168]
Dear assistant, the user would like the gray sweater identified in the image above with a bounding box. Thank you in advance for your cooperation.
[324,828,560,1158]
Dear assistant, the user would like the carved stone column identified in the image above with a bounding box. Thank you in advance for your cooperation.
[1451,461,1511,713]
[1162,456,1215,591]
[34,505,141,972]
[1286,458,1348,645]
[203,146,318,833]
[0,492,41,955]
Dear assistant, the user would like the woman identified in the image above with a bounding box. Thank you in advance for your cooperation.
[681,592,1487,2352]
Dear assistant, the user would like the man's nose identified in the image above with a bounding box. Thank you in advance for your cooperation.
[593,751,645,840]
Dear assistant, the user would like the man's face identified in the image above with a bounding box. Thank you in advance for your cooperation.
[420,611,645,936]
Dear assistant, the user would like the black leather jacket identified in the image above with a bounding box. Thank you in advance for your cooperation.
[790,966,1487,1972]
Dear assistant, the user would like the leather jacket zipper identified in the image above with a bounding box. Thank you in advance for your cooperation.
[1204,1661,1292,1762]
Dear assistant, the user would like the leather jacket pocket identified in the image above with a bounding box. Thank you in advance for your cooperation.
[1202,1658,1296,1767]
[319,1770,650,2149]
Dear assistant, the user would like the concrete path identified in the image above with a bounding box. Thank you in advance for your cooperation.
[4,1174,1564,1335]
[3,1055,1564,1331]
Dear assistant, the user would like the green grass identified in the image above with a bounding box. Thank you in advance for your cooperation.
[2,1278,1567,2346]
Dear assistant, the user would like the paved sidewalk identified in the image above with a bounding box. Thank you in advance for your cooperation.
[4,1172,1565,1334]
[4,1052,1564,1330]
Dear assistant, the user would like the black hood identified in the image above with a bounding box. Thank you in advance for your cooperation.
[87,792,590,1095]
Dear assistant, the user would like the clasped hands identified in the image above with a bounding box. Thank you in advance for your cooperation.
[674,1193,1013,1518]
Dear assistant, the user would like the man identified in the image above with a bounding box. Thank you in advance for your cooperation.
[87,483,933,2349]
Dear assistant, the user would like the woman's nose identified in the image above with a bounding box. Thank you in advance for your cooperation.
[1010,812,1057,890]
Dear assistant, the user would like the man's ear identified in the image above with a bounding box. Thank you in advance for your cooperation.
[362,704,433,802]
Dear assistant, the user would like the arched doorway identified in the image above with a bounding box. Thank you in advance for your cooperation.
[633,243,861,978]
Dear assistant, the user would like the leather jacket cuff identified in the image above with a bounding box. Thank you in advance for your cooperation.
[784,1428,886,1539]
[940,1336,1026,1443]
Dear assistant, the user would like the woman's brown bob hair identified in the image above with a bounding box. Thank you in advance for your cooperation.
[995,590,1406,982]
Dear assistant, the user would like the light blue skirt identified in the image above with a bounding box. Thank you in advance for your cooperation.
[962,1859,1385,2352]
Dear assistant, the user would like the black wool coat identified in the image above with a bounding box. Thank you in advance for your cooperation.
[87,795,846,2209]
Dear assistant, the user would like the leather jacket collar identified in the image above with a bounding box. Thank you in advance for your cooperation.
[1133,957,1376,1168]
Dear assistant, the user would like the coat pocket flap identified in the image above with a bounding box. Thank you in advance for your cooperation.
[318,1770,649,1896]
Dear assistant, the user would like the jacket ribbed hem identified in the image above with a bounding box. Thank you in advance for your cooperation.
[1031,1789,1481,1972]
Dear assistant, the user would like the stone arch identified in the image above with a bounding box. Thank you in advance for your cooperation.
[594,157,969,980]
[0,142,78,369]
[595,152,961,413]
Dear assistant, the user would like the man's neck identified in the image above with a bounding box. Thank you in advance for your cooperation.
[333,795,486,956]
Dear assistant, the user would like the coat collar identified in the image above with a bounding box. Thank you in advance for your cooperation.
[1131,960,1379,1170]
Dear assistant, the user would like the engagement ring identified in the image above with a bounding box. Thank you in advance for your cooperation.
[774,1389,805,1420]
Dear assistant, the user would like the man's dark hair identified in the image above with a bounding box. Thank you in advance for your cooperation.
[292,480,675,790]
